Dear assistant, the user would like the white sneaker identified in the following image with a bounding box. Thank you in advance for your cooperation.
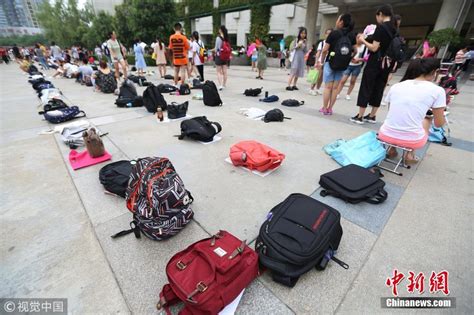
[336,94,340,99]
[345,95,351,101]
[316,89,323,95]
[219,86,223,91]
[309,90,317,96]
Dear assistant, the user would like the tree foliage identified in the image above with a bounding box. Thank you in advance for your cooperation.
[115,0,176,47]
[249,3,271,42]
[36,0,177,50]
[0,34,48,47]
[428,28,462,48]
[36,0,92,47]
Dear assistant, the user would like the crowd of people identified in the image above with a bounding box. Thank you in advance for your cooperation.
[4,3,473,162]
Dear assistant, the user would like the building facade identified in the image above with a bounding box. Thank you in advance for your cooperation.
[88,0,124,14]
[187,0,473,55]
[0,0,45,37]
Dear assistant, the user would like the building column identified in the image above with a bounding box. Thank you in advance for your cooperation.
[319,14,338,39]
[433,0,472,32]
[304,0,319,45]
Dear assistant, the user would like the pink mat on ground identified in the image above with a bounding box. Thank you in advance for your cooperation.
[69,149,112,170]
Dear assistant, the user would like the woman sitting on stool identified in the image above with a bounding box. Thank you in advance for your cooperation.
[378,58,446,164]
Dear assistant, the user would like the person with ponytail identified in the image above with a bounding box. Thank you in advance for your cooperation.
[378,58,446,164]
[350,4,397,124]
[153,37,167,78]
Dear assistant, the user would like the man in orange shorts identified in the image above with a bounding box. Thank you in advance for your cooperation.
[169,23,189,86]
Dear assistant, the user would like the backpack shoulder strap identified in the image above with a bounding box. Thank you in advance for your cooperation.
[157,284,180,315]
[211,121,222,134]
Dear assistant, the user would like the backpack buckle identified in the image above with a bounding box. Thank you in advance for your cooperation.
[176,261,187,270]
[196,281,208,293]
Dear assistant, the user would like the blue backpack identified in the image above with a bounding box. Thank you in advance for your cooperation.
[324,131,386,168]
[259,95,279,103]
[43,106,86,124]
[428,125,452,146]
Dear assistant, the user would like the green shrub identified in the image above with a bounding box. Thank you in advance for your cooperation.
[427,28,462,48]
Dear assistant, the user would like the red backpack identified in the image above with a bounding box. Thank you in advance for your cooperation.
[157,231,259,314]
[229,140,285,172]
[219,40,232,62]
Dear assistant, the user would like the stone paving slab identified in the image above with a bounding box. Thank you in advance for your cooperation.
[311,182,405,235]
[0,136,128,314]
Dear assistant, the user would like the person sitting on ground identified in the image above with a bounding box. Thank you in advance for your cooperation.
[93,60,117,93]
[378,58,446,164]
[77,58,94,85]
[17,56,32,73]
[53,61,79,78]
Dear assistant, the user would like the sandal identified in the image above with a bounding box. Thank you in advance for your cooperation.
[404,155,420,165]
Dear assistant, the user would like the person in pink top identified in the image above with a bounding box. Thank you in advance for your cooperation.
[378,58,446,164]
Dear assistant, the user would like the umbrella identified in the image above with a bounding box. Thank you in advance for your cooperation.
[247,43,256,57]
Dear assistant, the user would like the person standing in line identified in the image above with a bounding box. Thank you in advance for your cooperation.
[50,41,62,61]
[153,37,168,78]
[153,38,166,78]
[94,44,103,61]
[310,28,333,95]
[21,46,31,61]
[251,44,258,72]
[191,31,205,81]
[12,44,21,60]
[350,4,397,125]
[318,14,356,115]
[385,15,403,87]
[34,43,49,70]
[256,40,267,80]
[102,41,112,67]
[279,49,286,69]
[286,27,308,91]
[336,33,366,101]
[107,31,128,81]
[187,36,195,81]
[133,38,147,76]
[214,25,230,90]
[169,23,190,86]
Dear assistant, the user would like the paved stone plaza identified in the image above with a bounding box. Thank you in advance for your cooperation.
[1,62,473,314]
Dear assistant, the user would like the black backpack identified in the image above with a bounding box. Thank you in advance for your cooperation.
[263,109,290,123]
[281,99,304,107]
[128,74,148,86]
[99,160,133,198]
[329,30,353,71]
[142,85,167,113]
[256,193,348,287]
[381,24,406,68]
[319,164,388,204]
[244,87,262,97]
[179,83,191,95]
[192,79,203,89]
[178,116,222,142]
[167,101,188,120]
[157,83,178,94]
[202,81,223,106]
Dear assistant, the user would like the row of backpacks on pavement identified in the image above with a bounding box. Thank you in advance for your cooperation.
[99,153,388,313]
[28,69,389,314]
